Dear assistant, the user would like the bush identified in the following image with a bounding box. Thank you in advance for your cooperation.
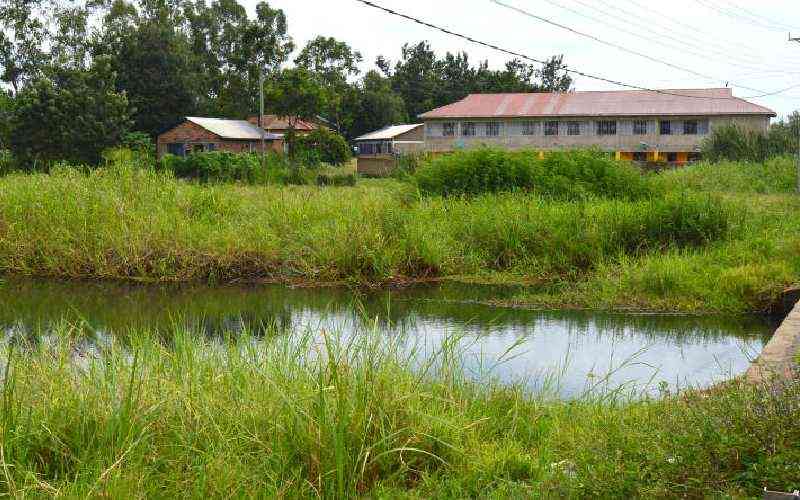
[317,173,357,187]
[158,151,291,184]
[413,148,653,200]
[702,123,797,162]
[294,128,351,166]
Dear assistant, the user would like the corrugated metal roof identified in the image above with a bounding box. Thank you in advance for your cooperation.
[419,89,776,119]
[247,115,317,131]
[355,124,424,141]
[186,117,283,140]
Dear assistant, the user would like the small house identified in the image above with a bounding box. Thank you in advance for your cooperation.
[157,117,284,159]
[354,124,425,176]
[246,115,319,136]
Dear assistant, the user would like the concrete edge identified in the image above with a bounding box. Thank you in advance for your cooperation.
[747,299,800,383]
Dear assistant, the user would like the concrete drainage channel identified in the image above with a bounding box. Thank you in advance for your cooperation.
[747,291,800,383]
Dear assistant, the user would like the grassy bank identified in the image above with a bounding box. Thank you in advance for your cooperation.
[1,324,798,497]
[0,156,798,313]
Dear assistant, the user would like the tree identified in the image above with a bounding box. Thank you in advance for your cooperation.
[0,0,51,92]
[351,70,407,139]
[538,55,572,92]
[295,36,362,136]
[10,56,131,166]
[264,68,327,158]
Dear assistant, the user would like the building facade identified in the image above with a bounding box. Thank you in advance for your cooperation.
[157,117,283,159]
[420,89,775,163]
[355,124,425,176]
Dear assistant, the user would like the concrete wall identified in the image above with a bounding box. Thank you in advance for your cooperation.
[157,121,283,158]
[357,155,397,177]
[747,298,800,383]
[424,115,771,154]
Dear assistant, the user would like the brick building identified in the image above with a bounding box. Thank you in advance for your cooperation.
[157,117,284,159]
[246,115,319,136]
[420,88,776,163]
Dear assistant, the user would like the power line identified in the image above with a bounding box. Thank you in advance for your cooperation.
[353,0,796,100]
[585,0,800,70]
[714,0,800,33]
[491,0,783,96]
[695,0,794,33]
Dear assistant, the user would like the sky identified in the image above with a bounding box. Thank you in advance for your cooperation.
[247,0,800,119]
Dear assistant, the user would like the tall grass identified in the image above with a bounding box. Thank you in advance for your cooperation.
[413,149,653,200]
[0,162,730,284]
[0,323,798,497]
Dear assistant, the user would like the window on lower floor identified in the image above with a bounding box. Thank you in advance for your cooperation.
[633,152,647,162]
[633,120,648,135]
[485,122,501,137]
[596,120,617,136]
[659,120,672,135]
[666,152,678,162]
[521,121,538,136]
[567,122,581,136]
[462,122,476,137]
[167,143,185,157]
[683,120,699,135]
[544,121,559,136]
[442,122,456,137]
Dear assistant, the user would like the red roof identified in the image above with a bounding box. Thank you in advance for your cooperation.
[247,115,318,131]
[419,88,776,119]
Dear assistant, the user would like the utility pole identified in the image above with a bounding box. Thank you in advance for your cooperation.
[792,35,800,192]
[259,68,266,170]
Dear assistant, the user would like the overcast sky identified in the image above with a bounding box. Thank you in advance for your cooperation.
[246,0,800,118]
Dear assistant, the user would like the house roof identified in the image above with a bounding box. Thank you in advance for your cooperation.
[418,88,776,119]
[247,115,318,132]
[186,117,283,140]
[355,124,424,141]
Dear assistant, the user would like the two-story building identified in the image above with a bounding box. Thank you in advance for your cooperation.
[420,88,775,163]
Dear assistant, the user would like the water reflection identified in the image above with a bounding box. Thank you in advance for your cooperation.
[0,278,776,397]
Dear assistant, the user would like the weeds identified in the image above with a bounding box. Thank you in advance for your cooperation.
[0,324,797,497]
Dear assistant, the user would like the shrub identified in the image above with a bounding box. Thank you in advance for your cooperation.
[158,151,290,184]
[702,123,797,162]
[294,128,351,166]
[413,148,652,200]
[317,173,357,187]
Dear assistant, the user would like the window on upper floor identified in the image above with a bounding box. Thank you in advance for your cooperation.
[633,120,648,135]
[596,120,617,136]
[659,120,672,135]
[544,121,559,136]
[567,122,581,136]
[485,122,501,137]
[442,122,456,137]
[683,120,699,135]
[462,122,476,137]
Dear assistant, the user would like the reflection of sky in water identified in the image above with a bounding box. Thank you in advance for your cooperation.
[0,279,774,399]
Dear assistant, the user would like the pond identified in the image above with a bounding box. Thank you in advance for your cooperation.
[0,278,777,398]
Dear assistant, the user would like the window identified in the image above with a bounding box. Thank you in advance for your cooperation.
[167,143,185,157]
[596,120,617,136]
[633,120,648,135]
[567,122,581,136]
[666,152,678,163]
[442,122,456,137]
[462,122,476,137]
[659,120,672,135]
[683,120,698,135]
[521,121,538,136]
[633,152,647,162]
[544,121,559,136]
[485,122,501,137]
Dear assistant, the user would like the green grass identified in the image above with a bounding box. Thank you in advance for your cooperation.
[0,157,797,313]
[1,323,798,498]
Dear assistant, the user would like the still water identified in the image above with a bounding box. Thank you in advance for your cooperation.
[0,278,776,398]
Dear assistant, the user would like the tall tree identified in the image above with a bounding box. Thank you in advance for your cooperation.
[0,0,50,92]
[351,70,407,139]
[295,36,362,135]
[10,56,131,165]
[263,67,326,156]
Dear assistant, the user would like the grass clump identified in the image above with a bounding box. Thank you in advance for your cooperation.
[413,148,653,200]
[1,324,798,497]
[654,156,797,194]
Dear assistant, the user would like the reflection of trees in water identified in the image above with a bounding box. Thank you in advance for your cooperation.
[0,279,775,349]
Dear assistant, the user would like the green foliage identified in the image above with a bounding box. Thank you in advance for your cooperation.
[295,128,351,166]
[414,148,653,200]
[9,57,131,166]
[317,172,356,186]
[158,151,291,184]
[702,121,798,162]
[655,156,797,194]
[1,325,799,497]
